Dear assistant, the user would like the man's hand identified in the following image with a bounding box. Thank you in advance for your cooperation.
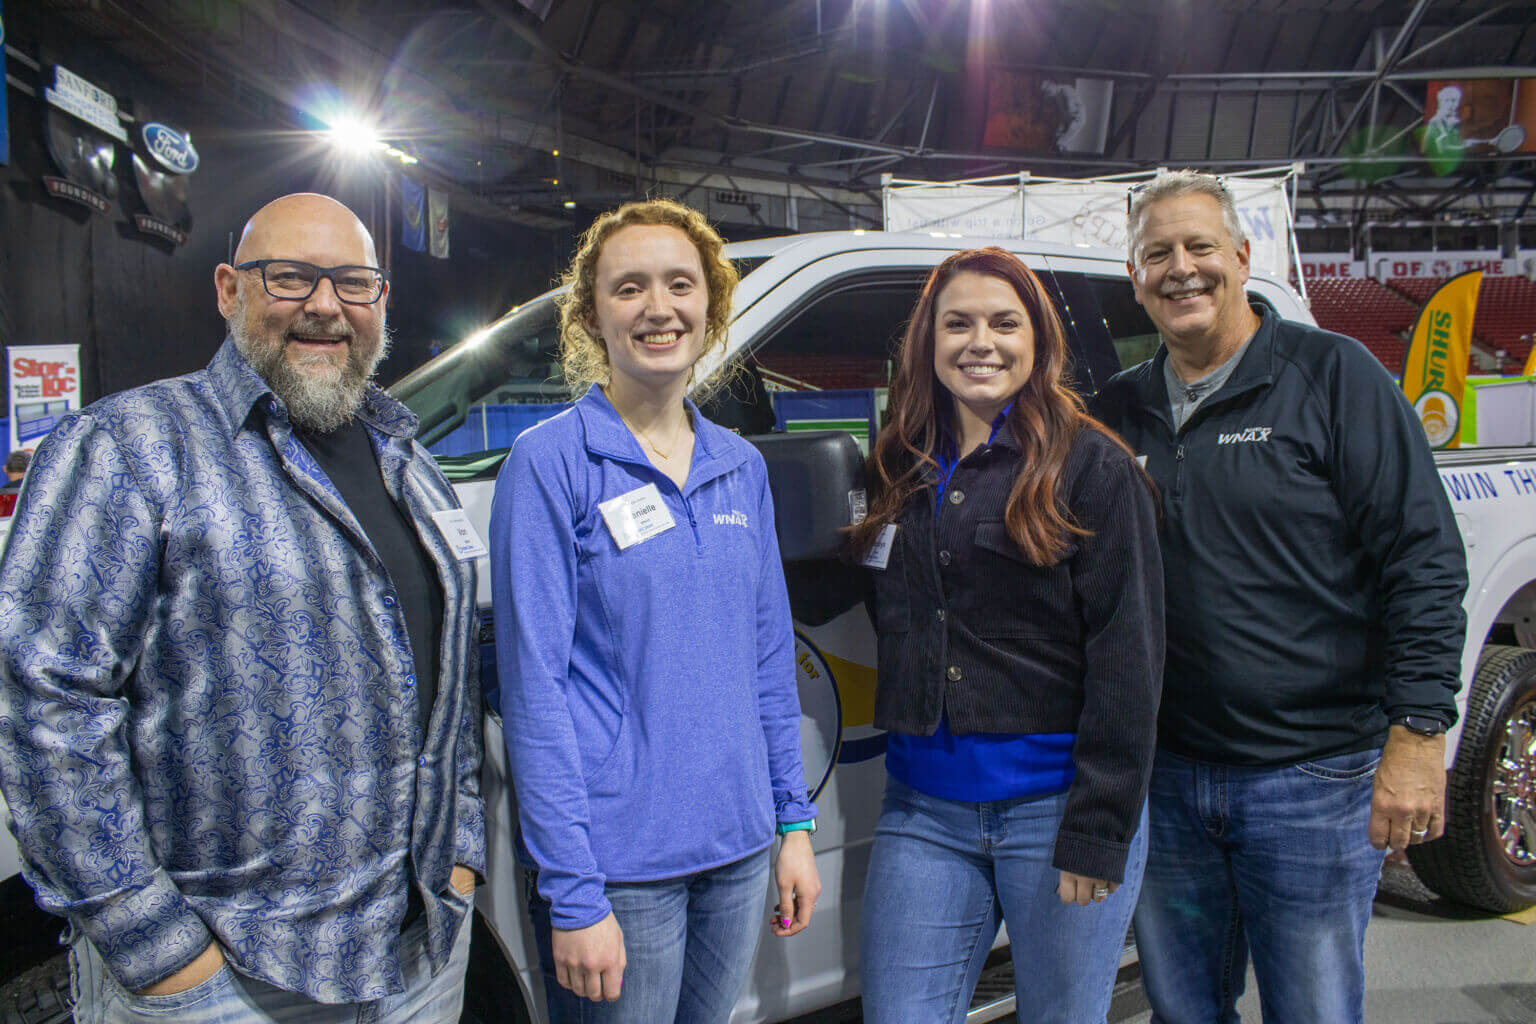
[770,830,820,937]
[553,912,626,1002]
[134,941,224,997]
[1057,871,1119,907]
[450,864,477,897]
[1369,725,1448,851]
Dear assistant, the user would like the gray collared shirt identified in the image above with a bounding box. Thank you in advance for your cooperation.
[1163,336,1252,431]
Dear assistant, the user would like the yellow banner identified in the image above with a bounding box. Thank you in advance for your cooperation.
[1523,345,1536,378]
[1401,270,1481,449]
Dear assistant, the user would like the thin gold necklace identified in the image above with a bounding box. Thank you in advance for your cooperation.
[612,398,688,459]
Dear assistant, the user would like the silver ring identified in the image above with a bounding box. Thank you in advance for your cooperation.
[1410,827,1429,837]
[1092,886,1109,900]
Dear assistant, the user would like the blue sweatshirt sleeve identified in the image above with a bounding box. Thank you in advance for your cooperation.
[490,429,612,929]
[751,457,818,825]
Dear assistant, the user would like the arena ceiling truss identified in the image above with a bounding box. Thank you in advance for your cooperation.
[32,0,1536,243]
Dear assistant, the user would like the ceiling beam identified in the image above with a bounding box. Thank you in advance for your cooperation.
[1328,0,1435,156]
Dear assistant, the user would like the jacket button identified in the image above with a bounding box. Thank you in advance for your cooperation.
[948,489,965,505]
[946,665,962,681]
[936,609,946,622]
[938,550,951,566]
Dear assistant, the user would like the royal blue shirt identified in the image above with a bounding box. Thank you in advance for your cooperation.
[885,404,1077,802]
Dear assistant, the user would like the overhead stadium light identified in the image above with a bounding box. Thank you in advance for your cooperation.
[322,111,421,166]
[326,114,381,157]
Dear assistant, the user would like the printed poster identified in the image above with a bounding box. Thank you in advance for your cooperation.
[7,345,81,452]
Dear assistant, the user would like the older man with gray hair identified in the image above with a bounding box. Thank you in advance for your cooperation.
[1090,170,1467,1023]
[0,193,483,1023]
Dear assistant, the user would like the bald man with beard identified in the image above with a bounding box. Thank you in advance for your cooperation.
[0,194,485,1023]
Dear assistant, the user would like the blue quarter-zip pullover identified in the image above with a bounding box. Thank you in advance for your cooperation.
[490,385,816,929]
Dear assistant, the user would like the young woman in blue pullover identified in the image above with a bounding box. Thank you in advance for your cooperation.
[489,198,819,1024]
[847,248,1164,1023]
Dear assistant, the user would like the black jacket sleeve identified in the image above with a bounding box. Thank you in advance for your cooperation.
[1320,342,1467,724]
[1052,442,1165,882]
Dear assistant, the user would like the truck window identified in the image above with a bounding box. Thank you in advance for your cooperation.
[390,296,566,448]
[747,273,920,391]
[702,271,924,441]
[1037,270,1157,392]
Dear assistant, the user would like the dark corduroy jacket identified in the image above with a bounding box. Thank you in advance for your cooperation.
[869,424,1164,881]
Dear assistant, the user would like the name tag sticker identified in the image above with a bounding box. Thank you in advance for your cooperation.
[599,483,676,550]
[431,509,490,560]
[1136,454,1148,468]
[861,524,897,570]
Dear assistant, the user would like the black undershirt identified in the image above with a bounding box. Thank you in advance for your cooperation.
[297,420,443,741]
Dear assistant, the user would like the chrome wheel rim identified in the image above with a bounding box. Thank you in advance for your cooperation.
[1490,695,1536,868]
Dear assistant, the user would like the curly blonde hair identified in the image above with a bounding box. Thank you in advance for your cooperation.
[558,198,739,399]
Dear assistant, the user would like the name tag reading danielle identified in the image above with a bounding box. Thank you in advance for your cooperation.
[599,483,677,550]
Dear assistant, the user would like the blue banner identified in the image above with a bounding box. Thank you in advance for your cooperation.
[400,175,425,253]
[0,0,10,166]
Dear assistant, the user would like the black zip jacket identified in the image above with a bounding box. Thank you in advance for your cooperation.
[1090,305,1468,767]
[870,426,1164,882]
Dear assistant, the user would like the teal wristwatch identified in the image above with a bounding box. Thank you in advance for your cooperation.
[777,819,817,836]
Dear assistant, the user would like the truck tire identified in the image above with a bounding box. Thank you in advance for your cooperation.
[1407,644,1536,913]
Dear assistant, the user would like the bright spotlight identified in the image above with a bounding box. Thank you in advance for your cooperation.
[563,200,576,209]
[326,115,380,156]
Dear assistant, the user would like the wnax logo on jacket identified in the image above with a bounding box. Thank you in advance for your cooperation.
[713,509,750,527]
[1217,426,1274,445]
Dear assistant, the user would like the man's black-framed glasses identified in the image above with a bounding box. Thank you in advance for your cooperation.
[235,259,388,305]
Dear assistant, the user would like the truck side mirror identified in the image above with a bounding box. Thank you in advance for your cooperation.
[748,430,864,561]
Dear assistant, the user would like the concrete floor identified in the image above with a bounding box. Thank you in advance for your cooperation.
[774,859,1536,1023]
[1105,861,1536,1024]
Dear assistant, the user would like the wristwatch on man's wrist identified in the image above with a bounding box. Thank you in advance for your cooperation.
[1391,714,1448,737]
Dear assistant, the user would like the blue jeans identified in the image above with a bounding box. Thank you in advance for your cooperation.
[70,909,472,1024]
[860,776,1147,1024]
[527,847,770,1024]
[1133,747,1387,1024]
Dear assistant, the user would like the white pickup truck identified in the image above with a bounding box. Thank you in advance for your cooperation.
[3,231,1534,1023]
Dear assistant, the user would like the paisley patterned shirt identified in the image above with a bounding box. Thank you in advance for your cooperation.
[0,339,484,1001]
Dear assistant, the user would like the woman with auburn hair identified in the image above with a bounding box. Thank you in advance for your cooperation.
[849,247,1163,1023]
[489,198,819,1024]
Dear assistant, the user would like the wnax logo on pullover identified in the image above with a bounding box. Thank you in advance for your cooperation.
[1217,426,1274,445]
[713,510,750,527]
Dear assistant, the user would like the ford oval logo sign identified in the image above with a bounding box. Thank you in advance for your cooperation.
[142,122,198,175]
